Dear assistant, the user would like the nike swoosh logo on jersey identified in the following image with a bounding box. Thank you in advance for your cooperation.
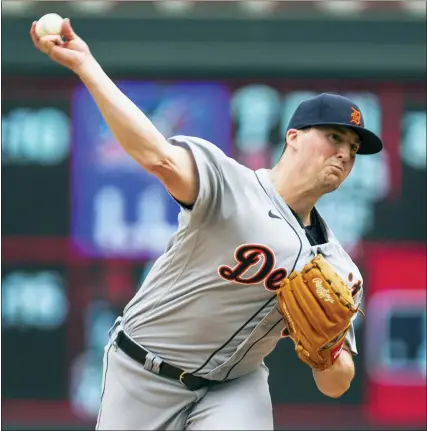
[268,210,281,219]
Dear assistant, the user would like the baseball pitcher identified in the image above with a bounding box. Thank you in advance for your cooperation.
[31,19,381,430]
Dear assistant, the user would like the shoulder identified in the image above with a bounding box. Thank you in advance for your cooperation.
[168,135,254,178]
[168,135,226,157]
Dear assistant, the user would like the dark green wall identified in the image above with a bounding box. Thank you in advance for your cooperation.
[3,15,425,77]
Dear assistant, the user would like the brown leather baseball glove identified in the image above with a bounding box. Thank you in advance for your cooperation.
[276,254,363,371]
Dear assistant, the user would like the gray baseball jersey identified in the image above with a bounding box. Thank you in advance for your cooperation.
[121,135,363,381]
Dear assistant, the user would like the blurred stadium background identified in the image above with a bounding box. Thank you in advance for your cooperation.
[1,0,426,430]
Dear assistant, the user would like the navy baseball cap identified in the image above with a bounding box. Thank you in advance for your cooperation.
[287,93,383,155]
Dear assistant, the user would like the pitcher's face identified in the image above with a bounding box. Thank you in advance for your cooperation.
[291,125,360,193]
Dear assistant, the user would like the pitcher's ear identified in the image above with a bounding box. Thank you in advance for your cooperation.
[285,128,300,151]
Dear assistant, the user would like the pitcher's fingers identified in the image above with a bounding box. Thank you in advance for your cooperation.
[49,45,68,63]
[39,35,64,45]
[61,18,77,41]
[46,38,65,57]
[30,22,41,49]
[39,35,64,55]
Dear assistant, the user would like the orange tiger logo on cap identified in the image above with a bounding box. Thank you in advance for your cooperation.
[350,107,361,126]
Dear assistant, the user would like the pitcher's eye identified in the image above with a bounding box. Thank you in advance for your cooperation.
[351,143,360,155]
[329,133,342,143]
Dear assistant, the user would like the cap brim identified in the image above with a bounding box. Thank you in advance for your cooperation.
[297,122,383,155]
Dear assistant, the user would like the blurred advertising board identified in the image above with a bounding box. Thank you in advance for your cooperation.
[364,243,426,426]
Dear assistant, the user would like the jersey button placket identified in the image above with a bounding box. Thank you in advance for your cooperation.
[262,318,270,328]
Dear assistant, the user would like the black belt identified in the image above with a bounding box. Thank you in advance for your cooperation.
[115,330,214,391]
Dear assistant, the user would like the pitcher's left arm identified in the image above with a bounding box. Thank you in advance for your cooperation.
[312,344,355,398]
[276,255,363,398]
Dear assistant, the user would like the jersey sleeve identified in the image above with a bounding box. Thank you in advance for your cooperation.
[344,285,364,355]
[168,135,240,224]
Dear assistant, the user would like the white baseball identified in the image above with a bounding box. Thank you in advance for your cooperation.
[35,13,64,38]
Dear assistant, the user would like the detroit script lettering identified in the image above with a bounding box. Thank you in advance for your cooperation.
[218,244,288,291]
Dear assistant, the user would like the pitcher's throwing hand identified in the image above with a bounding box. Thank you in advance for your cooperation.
[30,18,91,72]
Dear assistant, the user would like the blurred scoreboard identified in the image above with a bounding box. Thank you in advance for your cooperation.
[2,76,426,427]
[364,244,426,426]
[71,81,231,259]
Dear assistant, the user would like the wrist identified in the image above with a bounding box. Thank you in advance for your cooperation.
[321,348,353,373]
[74,54,99,78]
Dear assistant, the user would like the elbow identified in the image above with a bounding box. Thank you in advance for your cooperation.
[313,355,355,399]
[319,381,351,399]
[317,371,354,398]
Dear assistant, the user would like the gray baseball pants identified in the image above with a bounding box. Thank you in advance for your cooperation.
[95,322,273,430]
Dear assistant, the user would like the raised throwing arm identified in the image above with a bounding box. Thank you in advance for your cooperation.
[30,18,198,207]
